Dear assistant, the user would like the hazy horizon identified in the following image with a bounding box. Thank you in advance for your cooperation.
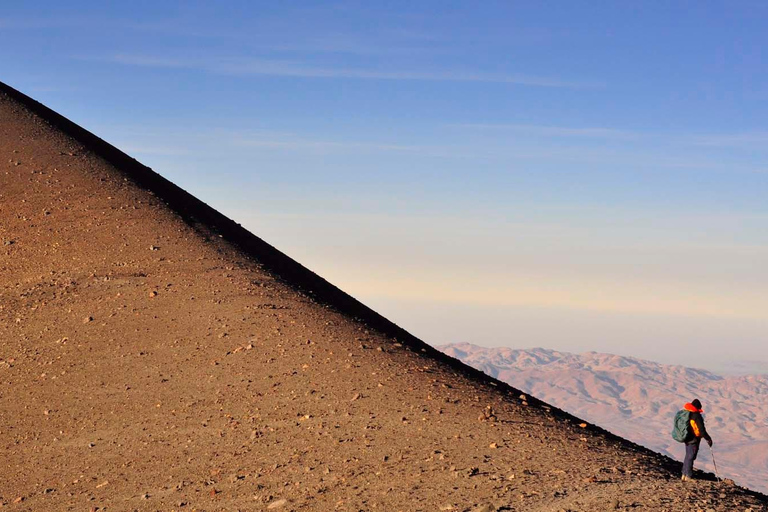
[2,1,766,373]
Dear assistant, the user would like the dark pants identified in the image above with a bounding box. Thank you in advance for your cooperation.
[682,440,700,477]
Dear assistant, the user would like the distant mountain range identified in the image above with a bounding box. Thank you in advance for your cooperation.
[440,343,768,493]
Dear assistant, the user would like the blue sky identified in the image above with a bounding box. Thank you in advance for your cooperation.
[2,1,767,372]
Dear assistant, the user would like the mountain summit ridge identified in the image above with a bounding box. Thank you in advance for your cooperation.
[2,81,766,510]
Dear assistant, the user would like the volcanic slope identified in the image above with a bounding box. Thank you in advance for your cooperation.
[1,84,766,512]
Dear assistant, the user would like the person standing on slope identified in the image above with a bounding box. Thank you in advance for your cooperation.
[681,399,712,481]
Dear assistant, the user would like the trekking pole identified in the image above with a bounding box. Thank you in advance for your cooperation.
[709,444,719,482]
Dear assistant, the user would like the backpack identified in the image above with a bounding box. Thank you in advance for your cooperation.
[671,409,691,442]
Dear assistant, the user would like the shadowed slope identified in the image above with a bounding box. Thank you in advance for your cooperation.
[1,82,766,511]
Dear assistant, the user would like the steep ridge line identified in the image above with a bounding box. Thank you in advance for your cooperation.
[2,81,767,510]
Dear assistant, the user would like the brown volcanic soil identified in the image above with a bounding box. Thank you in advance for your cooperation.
[0,83,766,512]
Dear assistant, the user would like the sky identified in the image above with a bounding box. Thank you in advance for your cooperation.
[2,1,767,373]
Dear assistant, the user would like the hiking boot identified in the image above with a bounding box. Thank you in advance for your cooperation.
[681,475,691,481]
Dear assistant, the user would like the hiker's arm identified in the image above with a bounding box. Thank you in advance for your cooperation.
[697,415,712,445]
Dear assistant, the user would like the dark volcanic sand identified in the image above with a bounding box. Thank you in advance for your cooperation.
[1,83,766,511]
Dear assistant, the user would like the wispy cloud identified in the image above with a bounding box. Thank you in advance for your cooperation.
[687,132,768,150]
[0,17,72,29]
[101,122,768,173]
[449,123,638,140]
[235,138,419,152]
[231,133,462,158]
[0,15,120,31]
[120,145,193,157]
[118,13,445,57]
[89,54,600,88]
[259,38,438,57]
[230,132,767,173]
[448,123,768,164]
[100,127,464,159]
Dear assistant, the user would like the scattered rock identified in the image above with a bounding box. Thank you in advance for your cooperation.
[480,405,497,422]
[267,498,287,509]
[83,316,93,323]
[470,504,495,512]
[148,291,157,298]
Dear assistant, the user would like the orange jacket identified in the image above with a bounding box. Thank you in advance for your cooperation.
[684,402,711,443]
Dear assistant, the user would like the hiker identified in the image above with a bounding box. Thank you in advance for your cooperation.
[676,399,713,481]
